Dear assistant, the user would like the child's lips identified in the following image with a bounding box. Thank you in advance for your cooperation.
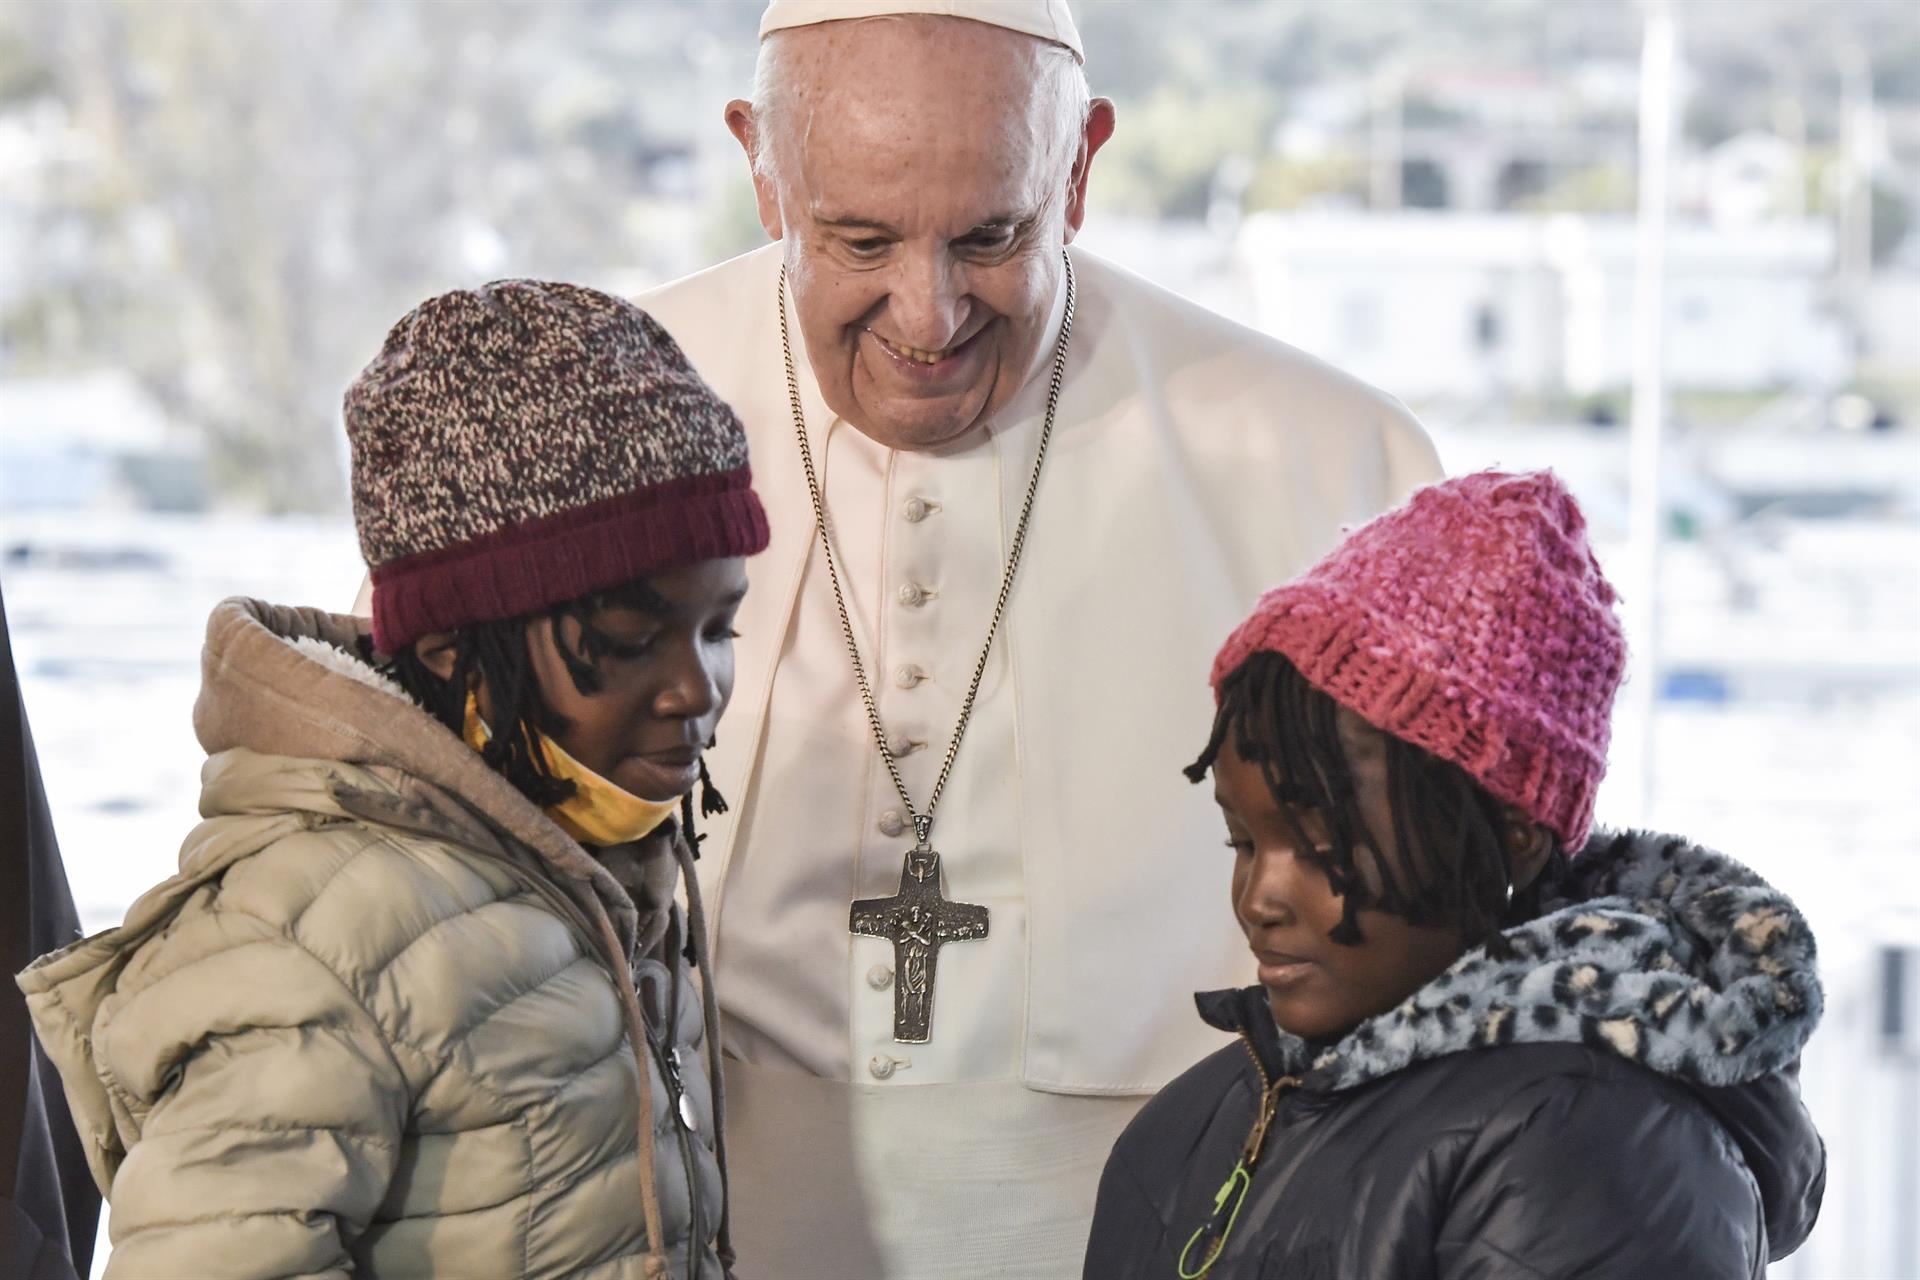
[1254,949,1318,987]
[623,746,701,796]
[641,744,699,768]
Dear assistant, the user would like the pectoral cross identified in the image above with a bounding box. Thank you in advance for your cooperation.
[850,844,989,1044]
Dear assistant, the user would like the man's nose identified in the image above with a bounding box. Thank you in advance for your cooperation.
[887,250,969,350]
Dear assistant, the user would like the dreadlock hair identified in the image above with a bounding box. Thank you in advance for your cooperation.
[1186,649,1539,955]
[370,577,727,828]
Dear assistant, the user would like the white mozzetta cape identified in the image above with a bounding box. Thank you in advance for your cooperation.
[639,243,1441,1096]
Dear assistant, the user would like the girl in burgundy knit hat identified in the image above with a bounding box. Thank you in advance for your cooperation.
[19,281,765,1279]
[1084,469,1826,1280]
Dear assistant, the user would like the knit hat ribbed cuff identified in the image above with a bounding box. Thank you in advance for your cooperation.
[1212,580,1607,850]
[370,466,768,654]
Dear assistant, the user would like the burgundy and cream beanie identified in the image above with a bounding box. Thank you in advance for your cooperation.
[1210,470,1627,850]
[346,280,769,654]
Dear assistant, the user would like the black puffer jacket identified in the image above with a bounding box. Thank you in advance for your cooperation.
[1083,832,1826,1279]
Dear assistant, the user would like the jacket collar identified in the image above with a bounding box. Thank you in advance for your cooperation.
[1195,828,1825,1258]
[191,597,675,956]
[1197,828,1822,1094]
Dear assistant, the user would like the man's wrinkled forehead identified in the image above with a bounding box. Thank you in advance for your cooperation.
[768,18,1064,200]
[776,15,1053,114]
[796,93,1047,222]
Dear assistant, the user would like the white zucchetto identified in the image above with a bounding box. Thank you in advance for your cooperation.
[758,0,1083,62]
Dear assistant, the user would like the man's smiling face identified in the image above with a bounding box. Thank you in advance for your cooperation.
[732,17,1112,451]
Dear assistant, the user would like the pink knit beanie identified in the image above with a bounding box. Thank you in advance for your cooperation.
[1210,470,1626,850]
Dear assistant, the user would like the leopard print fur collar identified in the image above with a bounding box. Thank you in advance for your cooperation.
[1199,830,1822,1092]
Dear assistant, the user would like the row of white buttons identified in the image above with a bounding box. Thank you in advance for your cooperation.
[868,963,900,1082]
[889,499,934,791]
[868,490,935,1083]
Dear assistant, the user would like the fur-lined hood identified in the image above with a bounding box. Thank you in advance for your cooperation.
[188,596,681,953]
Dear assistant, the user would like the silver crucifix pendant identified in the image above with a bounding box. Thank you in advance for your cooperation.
[849,832,989,1044]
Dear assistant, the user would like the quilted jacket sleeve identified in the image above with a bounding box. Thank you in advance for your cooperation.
[1434,1072,1765,1280]
[95,928,409,1279]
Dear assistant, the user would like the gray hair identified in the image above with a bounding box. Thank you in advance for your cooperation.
[748,27,1091,185]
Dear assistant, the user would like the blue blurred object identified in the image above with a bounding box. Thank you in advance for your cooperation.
[1661,669,1731,703]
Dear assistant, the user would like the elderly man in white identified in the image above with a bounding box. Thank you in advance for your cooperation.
[639,2,1441,1274]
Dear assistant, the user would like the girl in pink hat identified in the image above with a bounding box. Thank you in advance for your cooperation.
[1083,469,1826,1279]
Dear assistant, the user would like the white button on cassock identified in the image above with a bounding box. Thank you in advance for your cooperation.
[866,965,894,991]
[878,810,907,838]
[898,583,929,608]
[867,1055,896,1080]
[902,497,932,523]
[887,732,921,757]
[893,665,926,689]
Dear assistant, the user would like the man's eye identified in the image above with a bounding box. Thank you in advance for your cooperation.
[703,625,743,644]
[960,231,1014,253]
[1224,837,1254,856]
[845,237,889,255]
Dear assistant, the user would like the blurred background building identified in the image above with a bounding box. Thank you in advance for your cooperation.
[0,1,1916,1275]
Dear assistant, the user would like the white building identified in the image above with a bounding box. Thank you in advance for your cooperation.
[1239,211,1849,401]
[1692,130,1806,225]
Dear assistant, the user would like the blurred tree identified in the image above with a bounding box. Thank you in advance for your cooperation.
[0,0,761,512]
[1522,164,1637,215]
[1243,153,1365,212]
[1095,84,1273,219]
[1870,181,1913,265]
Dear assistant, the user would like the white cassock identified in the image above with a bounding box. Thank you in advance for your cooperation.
[637,244,1440,1278]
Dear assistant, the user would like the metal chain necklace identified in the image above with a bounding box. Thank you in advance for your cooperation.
[778,251,1077,1042]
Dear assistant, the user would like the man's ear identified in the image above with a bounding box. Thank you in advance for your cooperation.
[412,632,461,683]
[1064,97,1117,241]
[1502,808,1555,893]
[725,99,785,241]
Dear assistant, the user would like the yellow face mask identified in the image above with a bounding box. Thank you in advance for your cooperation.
[463,693,679,847]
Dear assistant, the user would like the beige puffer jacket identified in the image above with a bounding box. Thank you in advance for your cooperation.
[17,599,731,1279]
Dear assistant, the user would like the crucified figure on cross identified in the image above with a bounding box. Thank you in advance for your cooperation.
[850,849,989,1043]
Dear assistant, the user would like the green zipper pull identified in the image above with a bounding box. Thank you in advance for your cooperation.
[1176,1067,1303,1278]
[1177,1160,1251,1278]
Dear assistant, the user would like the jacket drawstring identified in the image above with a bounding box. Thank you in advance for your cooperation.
[582,888,672,1280]
[676,833,735,1274]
